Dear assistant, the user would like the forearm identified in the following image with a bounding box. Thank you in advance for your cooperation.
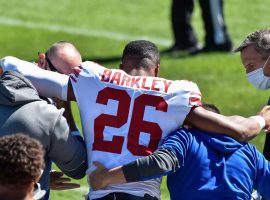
[91,148,179,189]
[123,149,180,182]
[1,56,69,100]
[50,115,87,179]
[186,106,263,141]
[226,115,263,140]
[58,133,87,179]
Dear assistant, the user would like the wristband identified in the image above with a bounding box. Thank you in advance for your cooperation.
[250,116,266,129]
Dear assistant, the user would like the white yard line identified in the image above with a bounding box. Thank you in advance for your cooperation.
[0,17,171,46]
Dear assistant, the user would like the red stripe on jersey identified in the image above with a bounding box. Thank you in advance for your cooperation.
[189,92,202,106]
[70,75,77,82]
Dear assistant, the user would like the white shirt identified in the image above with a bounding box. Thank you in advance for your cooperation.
[71,61,201,199]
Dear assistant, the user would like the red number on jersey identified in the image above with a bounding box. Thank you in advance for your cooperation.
[128,94,168,156]
[92,87,131,154]
[93,87,168,156]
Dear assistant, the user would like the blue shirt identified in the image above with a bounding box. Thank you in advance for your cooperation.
[159,128,270,200]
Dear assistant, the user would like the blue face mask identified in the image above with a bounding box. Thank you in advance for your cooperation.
[246,67,270,90]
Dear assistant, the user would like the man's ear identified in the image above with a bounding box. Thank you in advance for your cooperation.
[37,53,47,69]
[154,64,160,77]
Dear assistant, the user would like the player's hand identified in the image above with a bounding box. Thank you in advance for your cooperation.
[257,106,270,132]
[0,67,3,76]
[89,162,109,190]
[50,170,80,190]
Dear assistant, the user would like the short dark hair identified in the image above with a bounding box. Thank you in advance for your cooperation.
[183,103,220,128]
[122,40,160,66]
[202,103,220,114]
[233,29,270,60]
[0,134,44,187]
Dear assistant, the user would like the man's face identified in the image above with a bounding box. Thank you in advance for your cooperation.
[240,45,266,73]
[38,52,81,75]
[50,57,78,75]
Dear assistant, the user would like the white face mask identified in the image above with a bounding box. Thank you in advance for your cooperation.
[246,67,270,90]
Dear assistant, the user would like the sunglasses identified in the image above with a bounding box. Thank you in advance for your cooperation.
[38,52,57,72]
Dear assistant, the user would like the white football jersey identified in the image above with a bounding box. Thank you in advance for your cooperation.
[71,61,201,200]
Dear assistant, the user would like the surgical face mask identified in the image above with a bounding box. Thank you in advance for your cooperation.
[246,67,270,90]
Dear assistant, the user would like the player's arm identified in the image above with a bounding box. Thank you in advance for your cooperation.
[48,109,87,179]
[0,56,75,101]
[181,81,270,142]
[90,150,178,190]
[185,106,270,141]
[90,129,190,190]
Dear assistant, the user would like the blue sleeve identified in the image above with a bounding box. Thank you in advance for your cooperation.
[254,147,270,200]
[159,128,192,168]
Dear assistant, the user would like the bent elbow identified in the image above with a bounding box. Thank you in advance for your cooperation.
[63,161,88,179]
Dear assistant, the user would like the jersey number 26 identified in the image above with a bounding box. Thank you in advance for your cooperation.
[93,87,168,156]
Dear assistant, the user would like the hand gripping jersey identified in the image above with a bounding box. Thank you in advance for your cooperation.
[71,61,201,199]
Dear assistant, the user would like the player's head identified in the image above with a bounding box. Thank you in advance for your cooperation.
[202,103,220,114]
[234,29,270,74]
[0,133,44,200]
[120,40,160,77]
[38,41,82,75]
[184,103,220,129]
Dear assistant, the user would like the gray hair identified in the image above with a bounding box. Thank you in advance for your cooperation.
[233,29,270,60]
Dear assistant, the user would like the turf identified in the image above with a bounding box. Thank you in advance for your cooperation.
[0,0,269,199]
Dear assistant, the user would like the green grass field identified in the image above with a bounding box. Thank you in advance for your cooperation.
[0,0,269,199]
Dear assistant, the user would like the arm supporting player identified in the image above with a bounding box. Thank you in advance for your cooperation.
[90,129,189,190]
[123,148,179,181]
[0,56,71,101]
[185,106,269,141]
[90,149,178,190]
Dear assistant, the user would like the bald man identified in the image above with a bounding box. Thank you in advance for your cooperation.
[38,41,82,75]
